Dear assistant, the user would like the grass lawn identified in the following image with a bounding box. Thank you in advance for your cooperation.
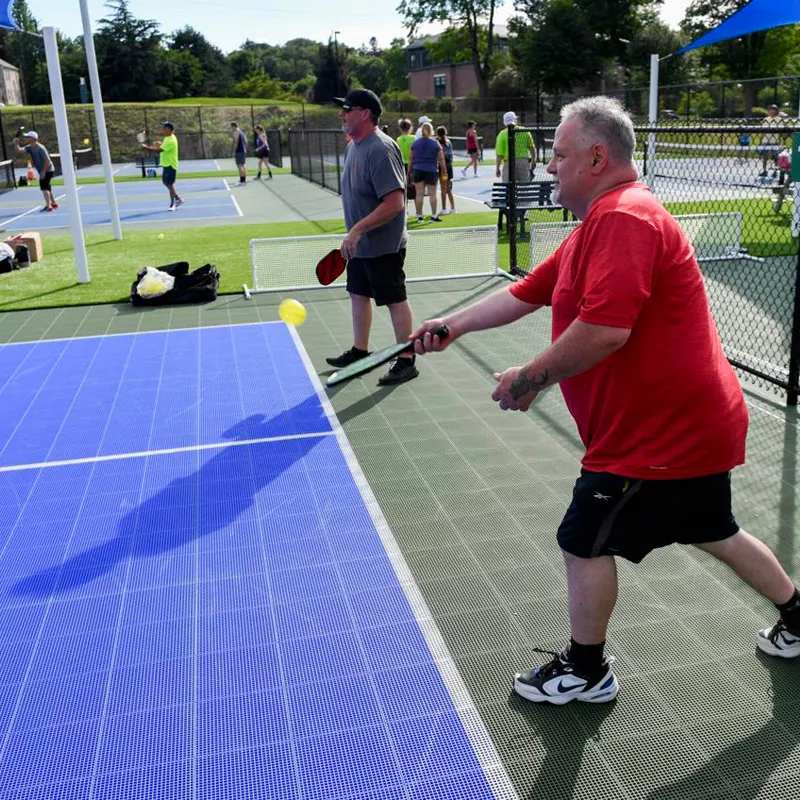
[664,197,796,257]
[0,212,499,312]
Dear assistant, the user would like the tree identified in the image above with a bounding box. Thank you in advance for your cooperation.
[169,27,231,96]
[512,0,602,93]
[313,39,348,103]
[95,0,170,101]
[397,0,501,98]
[382,38,409,93]
[0,0,48,104]
[625,21,692,87]
[347,52,388,96]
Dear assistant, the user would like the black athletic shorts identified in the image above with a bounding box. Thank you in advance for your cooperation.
[444,163,453,181]
[162,166,177,186]
[557,470,740,563]
[412,169,438,185]
[39,171,55,192]
[346,249,407,306]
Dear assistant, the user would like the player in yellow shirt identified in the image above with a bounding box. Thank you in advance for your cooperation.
[142,121,183,210]
[495,111,535,182]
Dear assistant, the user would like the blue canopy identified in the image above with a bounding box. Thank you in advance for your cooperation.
[0,1,19,30]
[677,0,800,54]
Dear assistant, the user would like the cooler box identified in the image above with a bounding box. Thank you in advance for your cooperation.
[7,231,42,262]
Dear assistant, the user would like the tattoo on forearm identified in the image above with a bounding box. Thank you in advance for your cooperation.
[509,367,549,400]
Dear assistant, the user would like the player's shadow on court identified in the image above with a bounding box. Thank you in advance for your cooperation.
[642,653,800,799]
[11,396,327,598]
[504,690,616,799]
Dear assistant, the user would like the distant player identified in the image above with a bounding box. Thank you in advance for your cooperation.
[142,121,183,211]
[254,126,272,179]
[231,121,247,184]
[14,130,58,212]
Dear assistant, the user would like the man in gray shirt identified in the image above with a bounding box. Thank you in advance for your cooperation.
[14,131,58,212]
[326,89,418,385]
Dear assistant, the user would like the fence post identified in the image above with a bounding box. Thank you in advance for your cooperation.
[88,109,96,151]
[508,124,518,275]
[788,244,800,405]
[198,107,206,159]
[143,107,149,141]
[0,111,7,161]
[250,104,256,134]
[335,137,342,194]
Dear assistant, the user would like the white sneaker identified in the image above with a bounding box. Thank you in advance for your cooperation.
[460,167,468,178]
[757,620,800,658]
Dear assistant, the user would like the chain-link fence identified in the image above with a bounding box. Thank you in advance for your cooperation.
[0,106,294,168]
[505,121,800,404]
[288,129,346,195]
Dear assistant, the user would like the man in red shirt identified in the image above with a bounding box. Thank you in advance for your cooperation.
[411,96,800,705]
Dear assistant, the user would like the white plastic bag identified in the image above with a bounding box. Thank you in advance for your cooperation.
[136,266,175,298]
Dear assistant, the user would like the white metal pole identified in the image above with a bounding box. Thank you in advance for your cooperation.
[79,0,122,240]
[43,27,90,283]
[646,53,659,190]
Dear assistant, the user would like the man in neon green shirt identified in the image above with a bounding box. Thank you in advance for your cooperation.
[142,121,183,210]
[495,111,535,182]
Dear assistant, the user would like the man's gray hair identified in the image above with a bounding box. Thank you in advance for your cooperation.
[560,96,636,164]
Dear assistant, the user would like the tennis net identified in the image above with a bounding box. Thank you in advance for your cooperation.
[246,226,501,296]
[0,159,16,193]
[526,212,751,272]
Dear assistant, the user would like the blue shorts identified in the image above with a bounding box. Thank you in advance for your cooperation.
[162,166,176,186]
[235,152,247,166]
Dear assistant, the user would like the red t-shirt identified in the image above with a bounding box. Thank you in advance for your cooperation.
[509,182,748,479]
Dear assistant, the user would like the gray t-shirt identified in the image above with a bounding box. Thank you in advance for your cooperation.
[341,129,407,258]
[25,143,54,176]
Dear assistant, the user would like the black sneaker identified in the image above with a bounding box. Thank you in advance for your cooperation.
[513,647,618,705]
[757,619,800,658]
[378,357,419,385]
[326,347,370,368]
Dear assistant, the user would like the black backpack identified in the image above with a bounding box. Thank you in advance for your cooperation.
[130,262,220,306]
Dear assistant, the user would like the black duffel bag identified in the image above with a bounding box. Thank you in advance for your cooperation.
[130,262,220,306]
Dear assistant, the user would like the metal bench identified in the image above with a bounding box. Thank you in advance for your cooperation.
[484,181,569,236]
[135,156,160,178]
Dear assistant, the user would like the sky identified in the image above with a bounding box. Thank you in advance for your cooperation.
[31,0,694,54]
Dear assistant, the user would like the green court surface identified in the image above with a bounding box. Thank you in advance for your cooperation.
[1,277,798,800]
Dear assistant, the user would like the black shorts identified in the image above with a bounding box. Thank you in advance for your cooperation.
[444,163,453,181]
[39,171,55,192]
[346,249,407,306]
[412,169,437,185]
[162,166,177,186]
[467,148,478,155]
[557,470,740,563]
[256,147,269,158]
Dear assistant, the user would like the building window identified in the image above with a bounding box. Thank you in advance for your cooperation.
[434,74,446,99]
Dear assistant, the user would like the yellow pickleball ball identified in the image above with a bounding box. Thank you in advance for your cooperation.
[83,138,90,145]
[279,298,307,327]
[157,233,164,240]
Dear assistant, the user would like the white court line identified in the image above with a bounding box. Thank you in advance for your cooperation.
[0,320,280,348]
[0,183,83,228]
[213,159,221,171]
[287,324,520,800]
[230,194,244,217]
[222,178,231,193]
[0,430,335,473]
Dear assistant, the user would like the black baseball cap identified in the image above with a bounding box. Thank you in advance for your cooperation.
[161,121,175,130]
[333,89,382,118]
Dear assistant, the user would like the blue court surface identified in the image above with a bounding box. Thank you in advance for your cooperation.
[0,323,513,799]
[0,179,241,231]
